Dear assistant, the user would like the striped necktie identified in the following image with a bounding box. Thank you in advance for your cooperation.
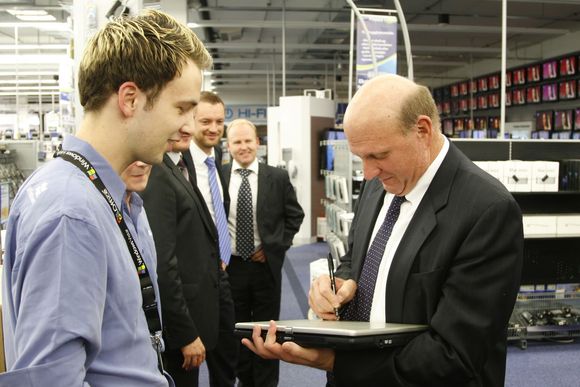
[204,156,232,265]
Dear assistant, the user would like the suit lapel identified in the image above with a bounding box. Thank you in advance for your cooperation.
[351,179,386,280]
[169,152,217,238]
[256,164,269,218]
[385,143,461,321]
[182,150,197,186]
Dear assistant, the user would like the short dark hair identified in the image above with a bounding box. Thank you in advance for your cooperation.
[199,91,225,107]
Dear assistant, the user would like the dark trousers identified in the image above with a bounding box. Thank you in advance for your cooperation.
[228,256,280,387]
[163,349,200,387]
[163,270,238,387]
[207,269,238,387]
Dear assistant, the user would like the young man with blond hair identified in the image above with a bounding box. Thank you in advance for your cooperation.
[1,10,211,387]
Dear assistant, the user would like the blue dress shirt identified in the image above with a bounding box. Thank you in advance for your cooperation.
[0,135,168,386]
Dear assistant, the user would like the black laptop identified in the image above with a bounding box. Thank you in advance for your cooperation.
[234,319,427,350]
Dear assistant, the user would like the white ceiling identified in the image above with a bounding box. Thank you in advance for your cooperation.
[0,0,579,107]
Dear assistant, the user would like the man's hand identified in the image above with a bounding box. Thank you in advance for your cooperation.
[251,248,267,263]
[180,337,206,370]
[242,320,335,371]
[309,275,357,320]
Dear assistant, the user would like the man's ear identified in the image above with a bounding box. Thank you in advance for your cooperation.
[117,81,140,117]
[416,115,433,137]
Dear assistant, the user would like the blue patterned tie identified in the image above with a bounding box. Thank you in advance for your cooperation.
[342,195,406,321]
[236,169,254,260]
[204,156,232,265]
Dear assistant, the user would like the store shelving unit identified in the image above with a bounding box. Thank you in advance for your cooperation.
[453,138,580,348]
[434,51,580,139]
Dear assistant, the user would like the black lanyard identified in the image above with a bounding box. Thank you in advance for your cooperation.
[55,149,161,334]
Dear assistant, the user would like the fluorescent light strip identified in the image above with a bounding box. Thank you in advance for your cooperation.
[0,55,69,64]
[0,44,68,51]
[0,85,59,91]
[0,91,59,96]
[0,22,70,32]
[0,79,58,85]
[16,15,56,22]
[7,10,49,16]
[0,71,57,76]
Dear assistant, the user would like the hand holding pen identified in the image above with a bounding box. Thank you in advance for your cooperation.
[326,254,340,320]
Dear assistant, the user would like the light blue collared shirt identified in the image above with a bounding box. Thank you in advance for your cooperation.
[1,134,168,387]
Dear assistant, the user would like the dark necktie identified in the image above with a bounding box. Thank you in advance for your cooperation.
[236,168,254,260]
[204,156,232,265]
[176,156,189,182]
[342,195,406,321]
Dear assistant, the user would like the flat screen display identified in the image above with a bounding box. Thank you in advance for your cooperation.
[542,61,558,79]
[453,118,465,131]
[559,81,576,100]
[488,74,500,90]
[513,69,526,85]
[554,110,573,131]
[459,82,469,96]
[527,65,541,82]
[475,117,488,129]
[443,119,453,136]
[465,118,475,130]
[443,101,451,115]
[488,116,500,130]
[535,110,554,131]
[559,56,577,76]
[576,108,580,131]
[477,78,488,92]
[526,86,541,103]
[542,84,558,102]
[451,84,459,97]
[470,80,477,93]
[470,97,477,110]
[513,88,526,105]
[477,95,487,109]
[505,71,512,87]
[488,93,500,108]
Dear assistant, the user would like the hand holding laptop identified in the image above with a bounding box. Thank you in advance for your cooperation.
[241,320,335,372]
[309,275,357,320]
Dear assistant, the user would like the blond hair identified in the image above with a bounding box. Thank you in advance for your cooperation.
[78,9,212,112]
[227,119,258,138]
[399,84,441,134]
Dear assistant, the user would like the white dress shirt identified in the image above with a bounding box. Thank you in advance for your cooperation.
[369,136,450,323]
[227,159,262,255]
[188,142,224,224]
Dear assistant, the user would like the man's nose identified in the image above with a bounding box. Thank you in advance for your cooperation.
[362,159,379,180]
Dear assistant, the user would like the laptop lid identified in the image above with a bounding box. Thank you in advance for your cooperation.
[234,319,428,349]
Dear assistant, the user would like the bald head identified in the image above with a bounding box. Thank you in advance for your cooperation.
[344,74,439,137]
[343,74,444,196]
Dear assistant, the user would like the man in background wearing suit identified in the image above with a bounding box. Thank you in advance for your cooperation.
[183,91,238,386]
[224,119,304,387]
[243,74,523,387]
[141,109,230,386]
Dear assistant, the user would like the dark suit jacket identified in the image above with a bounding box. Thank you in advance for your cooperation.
[223,162,304,290]
[334,142,523,387]
[141,153,222,351]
